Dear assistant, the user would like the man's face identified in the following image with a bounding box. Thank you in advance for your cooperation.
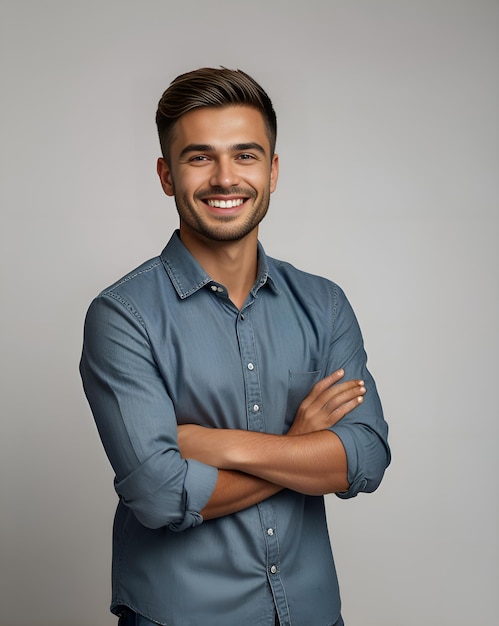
[157,105,279,244]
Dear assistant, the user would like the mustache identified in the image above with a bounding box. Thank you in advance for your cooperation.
[195,187,256,199]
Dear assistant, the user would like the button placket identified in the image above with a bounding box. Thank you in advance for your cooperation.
[258,501,290,624]
[236,306,263,432]
[237,301,290,624]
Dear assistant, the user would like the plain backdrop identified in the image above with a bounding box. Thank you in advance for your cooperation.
[1,1,498,625]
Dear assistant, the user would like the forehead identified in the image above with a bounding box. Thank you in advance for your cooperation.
[170,105,271,153]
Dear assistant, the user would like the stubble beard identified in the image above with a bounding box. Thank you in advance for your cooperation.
[174,188,271,243]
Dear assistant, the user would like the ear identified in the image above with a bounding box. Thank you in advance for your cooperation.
[270,153,279,193]
[157,158,175,197]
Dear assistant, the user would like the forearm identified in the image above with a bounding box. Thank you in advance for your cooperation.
[227,430,348,495]
[201,470,282,520]
[181,427,349,496]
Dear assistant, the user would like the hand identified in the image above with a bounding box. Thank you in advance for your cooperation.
[287,369,365,436]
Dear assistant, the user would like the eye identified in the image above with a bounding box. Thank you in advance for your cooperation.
[189,155,211,165]
[236,153,256,161]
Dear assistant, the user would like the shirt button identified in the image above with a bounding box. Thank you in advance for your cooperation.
[252,404,259,413]
[270,565,278,574]
[217,287,224,293]
[247,363,254,371]
[210,285,218,292]
[267,528,274,536]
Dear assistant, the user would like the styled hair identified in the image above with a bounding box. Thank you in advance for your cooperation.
[156,67,277,161]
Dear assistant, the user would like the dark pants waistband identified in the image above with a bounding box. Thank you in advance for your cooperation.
[119,608,344,625]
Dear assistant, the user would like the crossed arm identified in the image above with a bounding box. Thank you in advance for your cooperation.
[178,369,366,519]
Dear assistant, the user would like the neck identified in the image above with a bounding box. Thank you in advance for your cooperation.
[179,227,259,310]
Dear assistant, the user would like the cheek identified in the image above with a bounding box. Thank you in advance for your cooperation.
[246,169,272,190]
[179,170,208,194]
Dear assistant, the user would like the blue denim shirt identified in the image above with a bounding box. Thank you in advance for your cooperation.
[80,231,390,626]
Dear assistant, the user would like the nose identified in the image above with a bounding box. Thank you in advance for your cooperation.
[209,157,239,189]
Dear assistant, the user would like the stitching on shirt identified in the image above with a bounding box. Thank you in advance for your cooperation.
[162,256,210,298]
[106,260,162,291]
[331,283,339,329]
[100,260,162,330]
[264,257,283,294]
[104,291,147,329]
[272,511,293,624]
[162,257,185,295]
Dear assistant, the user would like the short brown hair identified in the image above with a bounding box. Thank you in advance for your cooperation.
[156,67,277,161]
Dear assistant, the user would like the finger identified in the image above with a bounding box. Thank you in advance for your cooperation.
[321,383,366,415]
[306,369,345,400]
[327,395,365,425]
[314,378,365,408]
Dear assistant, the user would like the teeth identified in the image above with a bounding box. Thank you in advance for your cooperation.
[207,198,244,209]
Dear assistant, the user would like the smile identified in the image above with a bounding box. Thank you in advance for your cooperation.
[206,198,245,209]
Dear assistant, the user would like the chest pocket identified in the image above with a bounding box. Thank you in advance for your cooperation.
[284,370,323,431]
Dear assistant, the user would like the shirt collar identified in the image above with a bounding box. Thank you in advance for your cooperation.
[160,231,280,299]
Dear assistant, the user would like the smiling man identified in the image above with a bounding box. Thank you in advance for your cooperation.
[80,68,390,626]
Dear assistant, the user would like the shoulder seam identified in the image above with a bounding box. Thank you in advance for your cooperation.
[104,259,162,292]
[100,291,147,329]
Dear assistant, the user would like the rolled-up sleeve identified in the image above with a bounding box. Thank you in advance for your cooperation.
[327,286,391,498]
[80,294,218,530]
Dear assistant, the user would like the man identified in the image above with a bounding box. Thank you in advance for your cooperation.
[80,67,390,626]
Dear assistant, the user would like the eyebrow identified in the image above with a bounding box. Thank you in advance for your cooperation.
[179,142,267,159]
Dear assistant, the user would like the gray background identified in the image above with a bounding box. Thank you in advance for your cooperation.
[1,1,498,625]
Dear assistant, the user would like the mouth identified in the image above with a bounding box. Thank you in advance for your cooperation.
[205,198,246,209]
[198,193,252,217]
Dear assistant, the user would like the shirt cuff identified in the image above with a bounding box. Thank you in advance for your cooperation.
[168,460,218,532]
[331,424,367,499]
